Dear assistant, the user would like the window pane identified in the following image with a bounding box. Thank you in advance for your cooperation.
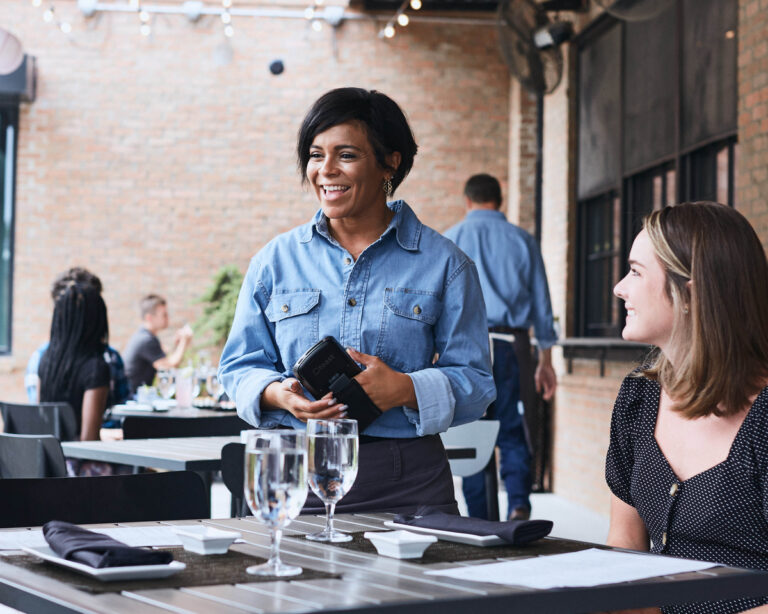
[623,6,676,172]
[681,0,737,148]
[0,110,13,352]
[578,24,621,199]
[580,194,621,337]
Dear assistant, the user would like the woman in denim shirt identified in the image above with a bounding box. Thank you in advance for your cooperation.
[219,88,495,514]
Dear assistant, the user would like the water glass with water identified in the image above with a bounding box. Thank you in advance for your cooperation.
[243,430,308,576]
[305,419,359,543]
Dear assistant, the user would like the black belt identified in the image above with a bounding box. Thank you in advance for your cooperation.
[489,326,528,336]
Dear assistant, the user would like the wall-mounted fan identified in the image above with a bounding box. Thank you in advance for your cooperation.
[497,0,570,95]
[594,0,675,21]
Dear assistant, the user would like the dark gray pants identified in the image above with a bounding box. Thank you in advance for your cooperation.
[302,434,459,515]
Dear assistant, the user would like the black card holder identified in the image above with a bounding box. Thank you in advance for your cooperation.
[293,337,382,432]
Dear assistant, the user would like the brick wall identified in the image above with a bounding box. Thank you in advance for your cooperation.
[0,0,509,398]
[737,0,768,240]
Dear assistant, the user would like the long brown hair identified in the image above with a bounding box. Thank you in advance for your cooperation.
[641,202,768,418]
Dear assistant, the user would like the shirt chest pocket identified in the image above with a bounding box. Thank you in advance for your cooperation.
[376,288,442,373]
[266,290,321,369]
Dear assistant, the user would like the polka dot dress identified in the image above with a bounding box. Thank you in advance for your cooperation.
[606,375,768,614]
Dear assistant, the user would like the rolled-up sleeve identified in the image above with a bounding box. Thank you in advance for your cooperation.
[404,258,495,435]
[218,258,285,427]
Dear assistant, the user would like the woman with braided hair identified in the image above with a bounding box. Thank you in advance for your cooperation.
[39,281,110,442]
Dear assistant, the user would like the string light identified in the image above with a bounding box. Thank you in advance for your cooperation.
[304,7,315,19]
[42,7,54,22]
[221,11,231,24]
[31,0,42,6]
[139,10,150,22]
[384,24,395,38]
[410,0,422,9]
[397,13,409,26]
[222,0,232,7]
[140,23,151,36]
[59,21,72,33]
[312,19,323,31]
[224,24,234,37]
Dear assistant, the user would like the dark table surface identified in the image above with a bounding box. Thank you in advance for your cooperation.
[1,513,767,614]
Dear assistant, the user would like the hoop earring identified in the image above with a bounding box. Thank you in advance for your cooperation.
[383,177,393,197]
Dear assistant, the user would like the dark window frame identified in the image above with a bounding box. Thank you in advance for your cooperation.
[571,3,737,353]
[0,103,18,355]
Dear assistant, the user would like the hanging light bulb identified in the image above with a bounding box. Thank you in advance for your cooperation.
[42,7,54,22]
[222,0,232,6]
[312,19,323,31]
[397,13,409,26]
[140,23,151,36]
[60,21,72,33]
[31,0,42,7]
[129,0,140,9]
[304,7,314,19]
[221,11,231,24]
[224,24,234,37]
[410,0,422,9]
[384,24,395,38]
[139,10,150,22]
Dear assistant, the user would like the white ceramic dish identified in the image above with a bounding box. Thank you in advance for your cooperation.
[364,530,437,559]
[22,546,186,581]
[172,526,241,555]
[383,521,505,546]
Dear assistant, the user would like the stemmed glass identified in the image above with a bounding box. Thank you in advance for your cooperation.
[206,370,222,400]
[156,369,175,400]
[305,419,359,543]
[243,430,308,576]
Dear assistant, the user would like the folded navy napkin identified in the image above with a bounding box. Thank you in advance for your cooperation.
[394,506,553,545]
[42,521,174,568]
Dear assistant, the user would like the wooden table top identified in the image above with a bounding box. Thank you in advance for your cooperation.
[1,514,766,614]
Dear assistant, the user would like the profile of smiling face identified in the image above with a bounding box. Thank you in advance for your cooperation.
[613,229,676,351]
[306,121,400,223]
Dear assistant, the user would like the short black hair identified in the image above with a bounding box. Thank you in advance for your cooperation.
[297,88,418,193]
[464,174,502,208]
[51,267,102,301]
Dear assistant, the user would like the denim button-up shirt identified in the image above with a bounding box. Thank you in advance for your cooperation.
[444,209,557,349]
[219,200,495,438]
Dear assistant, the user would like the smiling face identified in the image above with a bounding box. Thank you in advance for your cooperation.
[613,229,676,350]
[306,121,395,224]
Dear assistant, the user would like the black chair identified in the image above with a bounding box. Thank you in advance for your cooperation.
[121,415,250,439]
[0,471,209,528]
[221,442,248,517]
[0,401,78,441]
[0,433,67,478]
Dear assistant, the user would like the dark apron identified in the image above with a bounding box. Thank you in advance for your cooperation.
[302,434,459,515]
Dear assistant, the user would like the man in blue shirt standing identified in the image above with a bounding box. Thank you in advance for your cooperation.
[445,174,557,521]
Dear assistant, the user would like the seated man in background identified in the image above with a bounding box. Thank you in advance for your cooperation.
[123,294,193,395]
[25,267,129,408]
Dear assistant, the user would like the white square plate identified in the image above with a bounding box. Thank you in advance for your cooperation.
[22,546,186,581]
[383,521,505,546]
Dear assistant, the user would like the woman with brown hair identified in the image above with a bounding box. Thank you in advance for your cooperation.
[606,201,768,614]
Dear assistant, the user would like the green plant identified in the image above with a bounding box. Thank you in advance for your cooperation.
[193,265,244,350]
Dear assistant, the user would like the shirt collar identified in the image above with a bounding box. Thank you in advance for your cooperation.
[299,200,422,251]
[465,208,507,221]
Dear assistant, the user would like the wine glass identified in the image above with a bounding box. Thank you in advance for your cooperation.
[206,371,222,400]
[243,430,308,576]
[305,419,359,543]
[156,369,176,400]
